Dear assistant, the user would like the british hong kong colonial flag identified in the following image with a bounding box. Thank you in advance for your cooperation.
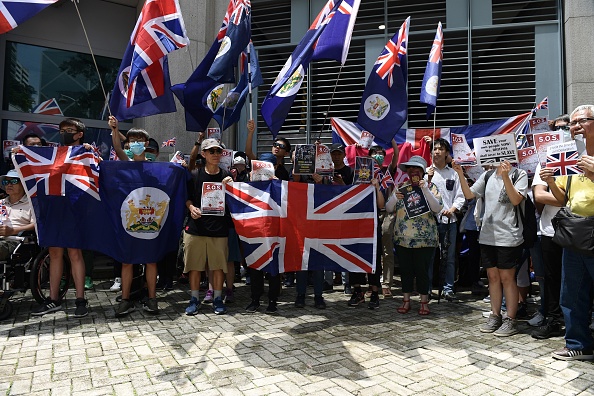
[261,0,360,136]
[420,22,443,120]
[226,180,377,275]
[358,17,410,145]
[13,147,188,264]
[0,0,58,34]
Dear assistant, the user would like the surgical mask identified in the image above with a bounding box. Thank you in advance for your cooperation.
[145,153,157,162]
[129,142,146,156]
[124,149,133,159]
[61,132,78,146]
[372,154,384,165]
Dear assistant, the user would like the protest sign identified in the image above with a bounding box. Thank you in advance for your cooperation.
[293,144,316,175]
[315,144,334,176]
[354,156,374,184]
[201,182,226,216]
[399,184,430,218]
[473,134,518,166]
[251,160,275,181]
[518,146,539,176]
[451,133,477,165]
[534,131,563,166]
[546,141,582,177]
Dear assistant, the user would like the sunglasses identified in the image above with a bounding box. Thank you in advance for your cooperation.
[207,148,223,155]
[273,142,287,150]
[2,179,20,186]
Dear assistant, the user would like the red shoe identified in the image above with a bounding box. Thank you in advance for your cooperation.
[397,299,411,314]
[419,301,430,316]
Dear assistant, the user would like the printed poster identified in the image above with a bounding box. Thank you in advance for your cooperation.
[529,117,550,134]
[473,134,518,166]
[517,146,539,176]
[3,140,19,160]
[451,133,477,165]
[293,144,316,175]
[219,149,234,171]
[201,182,225,216]
[534,131,563,166]
[170,151,185,164]
[207,127,221,141]
[250,160,275,181]
[359,131,374,149]
[546,141,583,177]
[353,156,374,184]
[315,144,334,176]
[399,184,430,218]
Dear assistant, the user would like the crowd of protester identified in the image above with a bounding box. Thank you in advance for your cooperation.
[2,104,594,362]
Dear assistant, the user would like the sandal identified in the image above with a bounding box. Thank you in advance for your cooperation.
[397,299,411,314]
[382,287,392,297]
[419,301,430,316]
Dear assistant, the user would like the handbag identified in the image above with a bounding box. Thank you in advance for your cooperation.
[551,176,594,257]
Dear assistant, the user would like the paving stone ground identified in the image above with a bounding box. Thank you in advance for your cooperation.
[1,278,593,396]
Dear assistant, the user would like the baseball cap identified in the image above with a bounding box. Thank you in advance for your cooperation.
[201,138,223,151]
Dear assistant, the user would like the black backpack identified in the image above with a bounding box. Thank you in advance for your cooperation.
[484,169,537,248]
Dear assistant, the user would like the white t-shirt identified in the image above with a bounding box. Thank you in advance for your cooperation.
[531,163,562,237]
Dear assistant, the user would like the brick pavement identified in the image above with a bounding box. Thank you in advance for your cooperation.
[1,279,593,396]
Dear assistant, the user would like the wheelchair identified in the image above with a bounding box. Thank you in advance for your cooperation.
[0,233,71,320]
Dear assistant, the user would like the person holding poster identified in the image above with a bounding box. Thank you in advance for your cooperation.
[184,139,233,316]
[453,159,528,337]
[246,119,291,181]
[385,156,442,316]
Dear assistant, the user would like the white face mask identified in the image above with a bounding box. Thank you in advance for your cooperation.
[129,141,146,155]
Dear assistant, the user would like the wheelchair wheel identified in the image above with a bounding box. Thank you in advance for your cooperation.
[0,299,13,321]
[30,248,71,304]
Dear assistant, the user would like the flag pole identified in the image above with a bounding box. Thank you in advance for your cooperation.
[247,42,254,120]
[431,108,437,167]
[71,0,111,116]
[318,64,344,142]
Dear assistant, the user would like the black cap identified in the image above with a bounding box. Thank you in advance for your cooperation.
[330,143,345,153]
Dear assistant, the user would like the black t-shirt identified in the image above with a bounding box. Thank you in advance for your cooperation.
[334,165,354,185]
[275,163,290,181]
[186,167,232,237]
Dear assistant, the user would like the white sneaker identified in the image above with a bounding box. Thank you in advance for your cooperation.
[110,277,122,292]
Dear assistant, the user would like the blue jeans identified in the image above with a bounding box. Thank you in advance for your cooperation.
[561,248,594,351]
[296,270,324,298]
[432,222,457,293]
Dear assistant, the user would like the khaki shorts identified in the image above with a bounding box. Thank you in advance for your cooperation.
[183,232,228,273]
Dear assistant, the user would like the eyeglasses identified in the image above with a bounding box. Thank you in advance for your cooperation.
[568,118,594,127]
[556,125,570,131]
[59,128,78,134]
[2,179,20,186]
[207,148,223,155]
[273,142,287,150]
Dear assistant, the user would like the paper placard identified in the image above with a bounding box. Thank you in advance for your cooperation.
[546,141,583,177]
[529,117,550,134]
[359,131,374,149]
[207,127,221,141]
[399,185,430,218]
[517,147,539,176]
[534,131,563,166]
[219,149,234,171]
[353,156,374,184]
[473,134,518,166]
[293,144,316,175]
[169,151,185,164]
[200,182,225,216]
[451,133,477,165]
[315,144,334,176]
[3,140,19,160]
[250,160,275,181]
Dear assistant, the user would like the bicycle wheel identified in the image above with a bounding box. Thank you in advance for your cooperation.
[30,248,71,304]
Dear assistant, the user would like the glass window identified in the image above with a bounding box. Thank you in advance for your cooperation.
[3,42,119,119]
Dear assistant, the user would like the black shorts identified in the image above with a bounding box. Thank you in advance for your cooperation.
[480,244,523,270]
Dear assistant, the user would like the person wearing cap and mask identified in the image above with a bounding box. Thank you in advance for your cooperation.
[0,170,35,260]
[31,118,90,318]
[246,119,291,180]
[232,153,249,182]
[386,156,443,316]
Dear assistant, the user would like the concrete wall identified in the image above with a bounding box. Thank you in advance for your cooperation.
[564,0,594,112]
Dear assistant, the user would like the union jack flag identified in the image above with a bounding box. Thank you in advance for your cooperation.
[372,161,382,180]
[374,17,408,88]
[546,149,581,177]
[109,147,119,161]
[14,121,59,142]
[217,0,250,40]
[226,180,377,275]
[126,0,188,107]
[162,137,176,147]
[0,0,57,34]
[12,146,100,201]
[89,142,101,158]
[533,97,549,112]
[380,168,394,191]
[32,98,63,116]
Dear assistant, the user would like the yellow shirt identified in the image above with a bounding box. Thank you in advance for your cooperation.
[555,175,594,217]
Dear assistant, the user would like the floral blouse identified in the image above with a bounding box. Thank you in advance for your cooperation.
[392,182,442,248]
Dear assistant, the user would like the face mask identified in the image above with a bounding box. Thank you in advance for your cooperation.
[372,154,384,165]
[129,142,146,156]
[124,149,133,159]
[61,132,78,146]
[145,153,156,162]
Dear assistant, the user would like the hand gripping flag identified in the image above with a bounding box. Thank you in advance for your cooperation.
[226,180,377,275]
[357,17,410,145]
[125,0,188,108]
[207,0,252,82]
[261,0,360,136]
[0,0,58,34]
[212,42,263,130]
[420,22,443,120]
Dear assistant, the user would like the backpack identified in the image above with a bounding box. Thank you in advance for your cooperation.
[484,169,537,248]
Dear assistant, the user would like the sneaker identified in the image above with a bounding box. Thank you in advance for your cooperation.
[482,295,491,303]
[143,298,159,313]
[348,292,365,307]
[213,297,227,315]
[74,298,88,318]
[245,300,260,313]
[314,296,326,309]
[110,277,122,292]
[224,288,234,303]
[364,287,372,298]
[265,301,278,314]
[552,347,594,361]
[31,299,62,316]
[294,294,305,308]
[343,285,352,295]
[479,313,503,333]
[84,276,93,290]
[532,318,564,339]
[115,299,135,317]
[368,293,380,310]
[185,297,200,316]
[442,290,456,302]
[202,289,214,304]
[517,302,529,319]
[493,317,519,337]
[528,311,546,327]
